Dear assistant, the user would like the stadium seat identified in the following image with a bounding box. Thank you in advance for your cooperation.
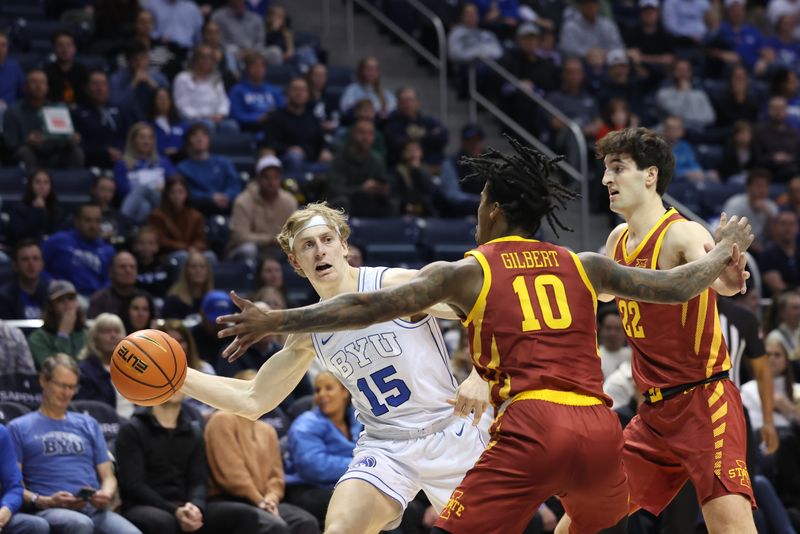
[228,154,257,174]
[76,54,109,73]
[287,394,314,421]
[0,167,26,207]
[700,182,744,219]
[69,399,124,450]
[13,19,89,53]
[9,52,45,71]
[349,217,421,266]
[666,178,702,215]
[265,63,299,86]
[212,260,256,294]
[326,65,355,87]
[282,263,315,306]
[695,144,724,171]
[0,401,30,425]
[210,132,257,156]
[0,0,46,21]
[417,217,477,262]
[205,215,230,257]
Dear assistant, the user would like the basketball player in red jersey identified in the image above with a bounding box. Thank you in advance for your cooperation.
[559,127,770,534]
[216,138,754,534]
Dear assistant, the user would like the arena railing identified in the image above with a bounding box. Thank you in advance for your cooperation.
[468,57,590,250]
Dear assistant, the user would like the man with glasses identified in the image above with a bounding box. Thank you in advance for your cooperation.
[7,354,141,534]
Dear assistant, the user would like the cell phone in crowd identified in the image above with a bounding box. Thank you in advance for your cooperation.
[74,487,96,500]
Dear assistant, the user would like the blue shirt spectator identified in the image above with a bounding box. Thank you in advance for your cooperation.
[0,33,24,107]
[717,21,764,70]
[110,42,168,119]
[472,0,520,20]
[146,0,203,49]
[673,140,702,178]
[0,423,48,534]
[228,52,285,132]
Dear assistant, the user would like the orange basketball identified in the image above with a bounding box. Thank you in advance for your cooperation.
[110,329,187,406]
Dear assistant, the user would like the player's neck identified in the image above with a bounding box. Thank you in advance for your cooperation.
[313,265,360,301]
[623,197,667,240]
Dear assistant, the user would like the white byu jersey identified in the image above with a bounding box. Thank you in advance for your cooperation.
[311,267,458,435]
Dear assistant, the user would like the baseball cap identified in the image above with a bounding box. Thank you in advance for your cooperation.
[640,0,659,8]
[461,123,485,140]
[256,155,282,174]
[202,290,235,322]
[606,49,629,67]
[516,22,540,38]
[48,280,77,301]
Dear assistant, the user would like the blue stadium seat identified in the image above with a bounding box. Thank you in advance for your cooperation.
[49,169,95,214]
[695,144,724,171]
[213,260,256,294]
[282,263,314,306]
[206,214,230,257]
[0,401,30,425]
[326,65,355,87]
[666,178,702,215]
[69,399,123,450]
[0,0,45,20]
[13,19,88,53]
[228,154,257,174]
[10,52,45,71]
[76,54,109,73]
[417,217,476,262]
[0,167,26,206]
[700,182,744,218]
[287,394,313,421]
[210,132,257,156]
[349,217,421,265]
[265,64,299,87]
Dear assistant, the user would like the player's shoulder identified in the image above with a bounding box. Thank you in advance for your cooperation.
[605,223,628,254]
[662,218,711,249]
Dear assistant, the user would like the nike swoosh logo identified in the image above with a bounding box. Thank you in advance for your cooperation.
[321,334,334,345]
[455,423,465,437]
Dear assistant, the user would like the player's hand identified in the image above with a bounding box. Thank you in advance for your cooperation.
[715,213,754,265]
[761,423,779,454]
[448,368,489,426]
[217,291,274,361]
[703,241,749,295]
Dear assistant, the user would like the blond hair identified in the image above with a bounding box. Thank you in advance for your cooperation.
[167,251,214,306]
[123,122,159,169]
[79,313,126,361]
[277,202,352,256]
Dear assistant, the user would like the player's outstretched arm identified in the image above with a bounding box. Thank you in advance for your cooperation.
[580,215,754,304]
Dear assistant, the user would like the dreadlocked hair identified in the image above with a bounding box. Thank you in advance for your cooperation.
[462,135,578,237]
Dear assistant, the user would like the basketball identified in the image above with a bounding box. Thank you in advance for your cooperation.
[110,329,188,406]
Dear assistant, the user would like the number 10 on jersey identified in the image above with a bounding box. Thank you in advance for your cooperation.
[512,274,573,332]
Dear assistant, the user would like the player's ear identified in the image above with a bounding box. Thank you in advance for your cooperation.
[287,253,301,271]
[645,166,659,188]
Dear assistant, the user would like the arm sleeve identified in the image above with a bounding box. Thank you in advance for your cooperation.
[115,422,179,514]
[222,160,243,200]
[0,427,23,513]
[173,74,199,120]
[263,425,285,501]
[204,416,262,505]
[287,416,352,485]
[113,160,131,198]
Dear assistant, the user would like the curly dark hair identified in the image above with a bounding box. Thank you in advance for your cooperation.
[595,127,675,196]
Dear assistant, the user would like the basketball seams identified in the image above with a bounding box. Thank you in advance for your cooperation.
[126,336,175,389]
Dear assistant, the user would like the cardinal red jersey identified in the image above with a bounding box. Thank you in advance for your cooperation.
[463,236,610,409]
[611,208,731,393]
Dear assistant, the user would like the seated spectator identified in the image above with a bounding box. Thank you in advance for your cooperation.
[284,372,363,527]
[0,421,49,534]
[162,252,214,319]
[557,0,624,68]
[147,0,204,50]
[88,251,139,319]
[597,307,631,380]
[661,0,711,46]
[472,0,522,39]
[761,210,800,296]
[2,69,84,170]
[91,174,131,243]
[781,175,800,217]
[27,281,87,367]
[73,313,130,417]
[199,20,240,90]
[251,286,287,312]
[663,115,718,185]
[596,49,650,124]
[603,361,635,415]
[116,391,261,534]
[755,15,800,78]
[596,98,638,142]
[328,119,393,217]
[229,52,285,132]
[266,5,318,69]
[211,0,266,59]
[714,65,759,130]
[9,354,141,534]
[228,156,298,261]
[8,170,63,246]
[173,45,237,133]
[115,122,178,225]
[390,141,438,217]
[306,64,340,135]
[190,291,234,367]
[120,291,157,334]
[131,227,170,298]
[0,31,24,109]
[722,168,778,255]
[0,241,50,320]
[770,68,800,131]
[160,319,215,417]
[175,123,243,215]
[204,408,319,534]
[110,41,168,120]
[336,99,387,162]
[0,320,36,376]
[148,176,215,265]
[436,123,483,217]
[446,3,503,68]
[214,301,283,377]
[132,9,186,81]
[655,58,716,131]
[43,32,89,107]
[73,71,135,168]
[339,57,396,118]
[383,87,448,166]
[622,0,675,81]
[753,96,800,182]
[149,87,187,159]
[263,78,332,178]
[710,0,764,72]
[766,290,800,354]
[42,203,115,297]
[720,120,755,183]
[255,257,286,298]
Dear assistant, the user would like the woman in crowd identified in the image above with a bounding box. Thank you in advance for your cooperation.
[9,170,63,245]
[390,140,438,217]
[27,281,87,368]
[307,63,339,135]
[148,87,186,160]
[120,290,157,334]
[173,44,237,133]
[339,56,396,118]
[161,319,216,417]
[596,98,638,142]
[161,251,214,319]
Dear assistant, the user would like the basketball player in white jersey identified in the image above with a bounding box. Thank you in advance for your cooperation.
[181,203,490,534]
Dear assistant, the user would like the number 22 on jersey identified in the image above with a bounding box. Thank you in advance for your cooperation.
[512,274,573,332]
[617,299,646,338]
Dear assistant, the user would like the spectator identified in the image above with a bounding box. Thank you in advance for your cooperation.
[148,176,215,265]
[767,1,800,43]
[175,123,242,215]
[663,115,717,184]
[229,52,285,132]
[722,168,779,254]
[42,203,115,297]
[72,70,134,168]
[255,257,286,297]
[173,45,237,133]
[390,141,438,217]
[251,286,287,312]
[383,87,448,166]
[284,372,362,527]
[204,409,319,534]
[661,0,711,45]
[120,291,157,334]
[622,0,675,80]
[720,120,755,182]
[0,241,50,321]
[473,0,522,39]
[712,0,764,71]
[782,175,800,217]
[263,78,331,178]
[115,122,178,225]
[211,0,265,59]
[597,307,631,380]
[132,9,186,81]
[436,123,484,217]
[8,354,141,534]
[755,15,800,78]
[752,96,800,181]
[228,155,298,261]
[87,251,139,319]
[91,174,131,243]
[159,319,216,417]
[110,41,168,120]
[73,313,130,417]
[596,98,638,142]
[306,64,339,135]
[116,390,262,534]
[655,58,716,131]
[199,20,239,90]
[446,3,503,66]
[2,69,84,170]
[0,320,36,376]
[8,170,63,246]
[762,210,800,296]
[0,422,49,534]
[336,99,387,162]
[557,0,624,66]
[346,244,363,268]
[162,252,213,319]
[0,31,24,109]
[148,87,186,159]
[213,301,282,377]
[43,32,89,107]
[93,0,140,54]
[597,49,651,124]
[190,291,234,367]
[339,57,396,118]
[328,119,393,217]
[265,5,317,69]
[131,226,170,298]
[770,68,800,130]
[765,290,800,354]
[26,281,86,368]
[714,64,759,129]
[146,0,204,50]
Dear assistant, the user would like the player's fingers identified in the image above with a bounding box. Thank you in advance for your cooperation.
[217,325,241,339]
[472,404,484,426]
[216,313,240,325]
[229,291,248,310]
[446,399,456,406]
